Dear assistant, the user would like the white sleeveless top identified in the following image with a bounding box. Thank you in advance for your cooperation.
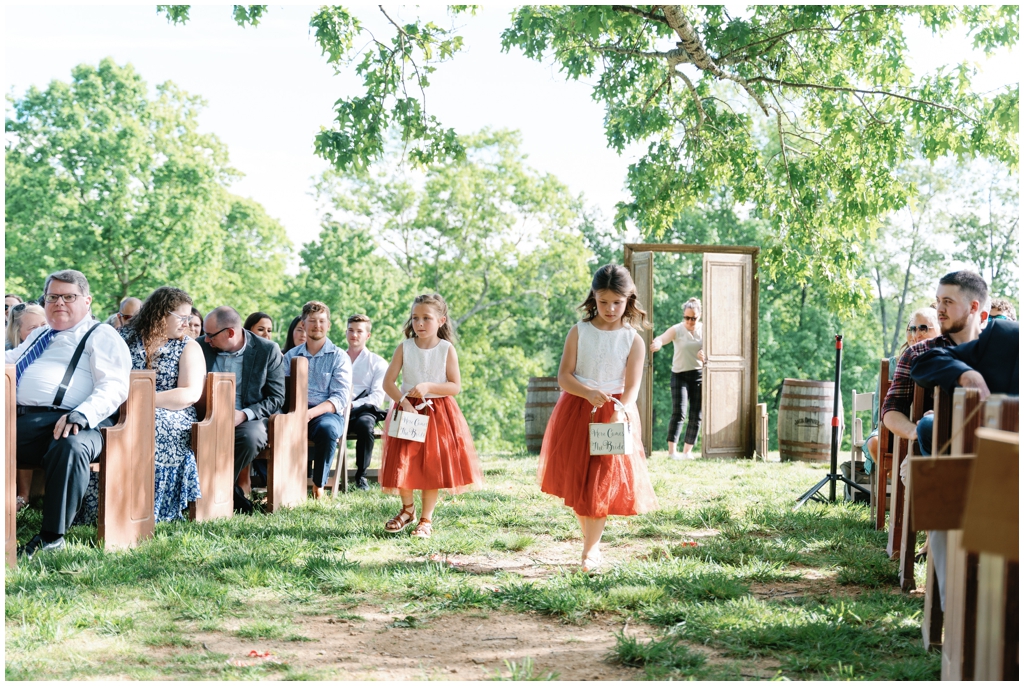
[671,322,703,373]
[573,320,636,394]
[401,338,451,398]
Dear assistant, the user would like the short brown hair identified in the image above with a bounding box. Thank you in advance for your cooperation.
[301,300,330,321]
[347,314,372,330]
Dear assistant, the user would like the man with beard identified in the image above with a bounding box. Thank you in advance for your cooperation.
[879,269,988,613]
[880,270,989,451]
[282,300,352,499]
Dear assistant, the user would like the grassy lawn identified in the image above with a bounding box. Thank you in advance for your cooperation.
[6,451,938,681]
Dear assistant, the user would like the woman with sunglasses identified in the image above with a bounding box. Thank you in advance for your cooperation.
[649,297,704,459]
[5,302,46,351]
[864,307,940,468]
[76,287,205,524]
[5,294,25,325]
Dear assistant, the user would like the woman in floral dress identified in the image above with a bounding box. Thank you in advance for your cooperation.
[77,287,205,523]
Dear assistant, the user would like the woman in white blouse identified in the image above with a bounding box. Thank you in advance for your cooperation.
[649,297,704,459]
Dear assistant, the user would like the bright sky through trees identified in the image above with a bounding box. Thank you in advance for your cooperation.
[5,4,1019,254]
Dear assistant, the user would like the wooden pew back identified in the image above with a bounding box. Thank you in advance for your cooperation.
[874,358,894,530]
[189,372,236,521]
[933,396,1018,680]
[266,356,309,512]
[962,428,1018,681]
[98,370,156,550]
[5,365,17,567]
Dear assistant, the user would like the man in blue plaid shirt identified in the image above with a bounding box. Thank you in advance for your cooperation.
[283,300,352,499]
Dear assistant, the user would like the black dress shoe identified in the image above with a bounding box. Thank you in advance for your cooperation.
[17,534,65,560]
[233,486,254,515]
[356,477,370,491]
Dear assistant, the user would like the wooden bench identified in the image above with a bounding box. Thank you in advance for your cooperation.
[8,368,159,552]
[189,372,236,521]
[910,387,980,650]
[873,358,894,530]
[887,382,925,572]
[961,426,1018,681]
[6,366,17,567]
[265,356,309,512]
[95,369,157,550]
[910,392,1018,678]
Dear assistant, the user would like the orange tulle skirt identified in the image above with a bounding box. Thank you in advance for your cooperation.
[537,392,658,518]
[379,396,483,494]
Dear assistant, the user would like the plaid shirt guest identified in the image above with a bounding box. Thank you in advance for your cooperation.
[880,334,954,420]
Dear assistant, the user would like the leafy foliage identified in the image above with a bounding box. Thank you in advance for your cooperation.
[296,130,591,449]
[157,4,1019,310]
[4,59,290,316]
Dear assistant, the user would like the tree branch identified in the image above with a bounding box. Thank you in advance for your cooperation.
[749,76,978,122]
[659,5,773,116]
[611,5,669,26]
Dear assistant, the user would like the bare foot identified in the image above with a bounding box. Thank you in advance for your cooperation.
[311,485,323,500]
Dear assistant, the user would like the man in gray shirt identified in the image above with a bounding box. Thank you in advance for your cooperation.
[197,306,285,512]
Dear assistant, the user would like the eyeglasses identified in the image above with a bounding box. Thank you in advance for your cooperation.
[168,313,191,324]
[11,303,27,315]
[205,326,231,339]
[907,324,933,334]
[118,312,134,321]
[44,293,80,304]
[683,316,698,322]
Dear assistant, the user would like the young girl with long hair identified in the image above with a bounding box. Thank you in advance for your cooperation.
[379,293,483,538]
[538,264,658,571]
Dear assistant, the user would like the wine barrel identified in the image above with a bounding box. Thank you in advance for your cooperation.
[778,379,844,462]
[525,377,561,453]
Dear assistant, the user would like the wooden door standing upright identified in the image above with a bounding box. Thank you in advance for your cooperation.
[702,252,755,458]
[630,251,654,455]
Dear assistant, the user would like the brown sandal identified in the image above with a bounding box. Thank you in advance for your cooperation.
[385,503,416,533]
[411,518,432,538]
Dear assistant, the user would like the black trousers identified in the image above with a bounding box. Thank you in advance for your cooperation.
[234,418,269,482]
[16,410,113,536]
[348,406,381,480]
[668,369,702,446]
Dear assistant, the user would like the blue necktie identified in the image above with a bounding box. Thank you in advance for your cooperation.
[15,327,58,386]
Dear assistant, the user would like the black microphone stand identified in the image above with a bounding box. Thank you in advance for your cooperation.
[795,334,871,509]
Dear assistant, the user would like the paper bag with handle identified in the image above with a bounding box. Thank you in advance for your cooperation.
[589,398,633,455]
[387,393,432,443]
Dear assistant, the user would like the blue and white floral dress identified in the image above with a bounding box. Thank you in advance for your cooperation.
[76,331,201,524]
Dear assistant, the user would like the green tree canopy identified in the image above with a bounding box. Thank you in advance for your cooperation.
[297,129,592,448]
[4,58,291,316]
[162,4,1019,311]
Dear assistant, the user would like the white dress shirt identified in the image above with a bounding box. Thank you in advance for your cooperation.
[349,347,387,408]
[6,317,132,428]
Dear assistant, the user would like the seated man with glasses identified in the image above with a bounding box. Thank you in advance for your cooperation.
[5,269,132,559]
[197,306,285,513]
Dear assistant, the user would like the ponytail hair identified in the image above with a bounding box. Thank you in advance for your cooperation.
[683,297,702,318]
[403,293,458,343]
[579,264,651,329]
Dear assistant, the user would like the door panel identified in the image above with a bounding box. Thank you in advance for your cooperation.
[630,251,654,456]
[703,252,754,457]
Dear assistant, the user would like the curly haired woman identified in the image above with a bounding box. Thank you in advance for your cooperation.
[77,287,206,523]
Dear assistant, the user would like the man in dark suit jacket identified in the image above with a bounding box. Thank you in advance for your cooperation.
[198,306,285,511]
[912,318,1019,401]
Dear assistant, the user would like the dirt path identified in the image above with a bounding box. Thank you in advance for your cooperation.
[196,608,654,680]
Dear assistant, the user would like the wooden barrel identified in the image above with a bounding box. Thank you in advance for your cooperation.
[525,377,561,453]
[778,379,844,462]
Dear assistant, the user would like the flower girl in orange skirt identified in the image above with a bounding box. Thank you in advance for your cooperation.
[380,293,483,538]
[538,264,658,571]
